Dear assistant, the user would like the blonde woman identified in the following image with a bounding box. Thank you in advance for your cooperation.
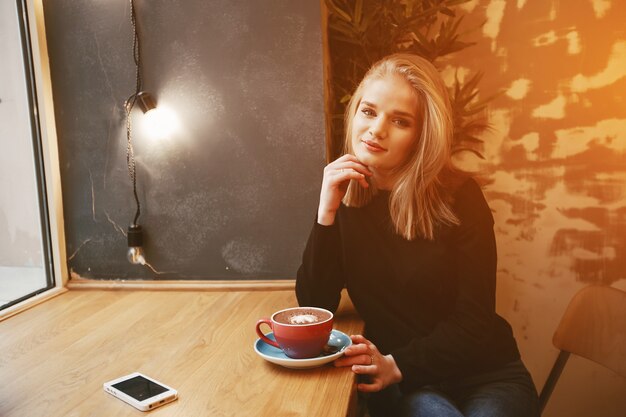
[296,54,538,417]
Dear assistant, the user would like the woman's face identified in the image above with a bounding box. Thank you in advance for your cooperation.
[351,74,421,188]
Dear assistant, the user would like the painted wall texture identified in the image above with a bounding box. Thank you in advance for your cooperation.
[43,1,325,280]
[442,1,626,416]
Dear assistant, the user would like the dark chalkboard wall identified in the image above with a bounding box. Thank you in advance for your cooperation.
[43,1,325,279]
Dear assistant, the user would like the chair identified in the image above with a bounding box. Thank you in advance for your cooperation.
[538,285,626,414]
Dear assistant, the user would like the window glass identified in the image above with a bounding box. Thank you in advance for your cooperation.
[0,0,54,309]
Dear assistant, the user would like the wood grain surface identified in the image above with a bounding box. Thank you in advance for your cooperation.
[0,289,363,417]
[553,285,626,378]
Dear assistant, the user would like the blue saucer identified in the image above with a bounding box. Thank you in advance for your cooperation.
[254,329,351,369]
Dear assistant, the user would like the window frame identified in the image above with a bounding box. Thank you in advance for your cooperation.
[0,0,68,321]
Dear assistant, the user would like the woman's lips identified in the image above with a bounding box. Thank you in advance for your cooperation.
[362,139,386,152]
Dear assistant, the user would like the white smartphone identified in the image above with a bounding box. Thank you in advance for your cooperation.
[103,372,178,411]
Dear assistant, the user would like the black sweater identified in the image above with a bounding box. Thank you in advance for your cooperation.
[296,178,520,391]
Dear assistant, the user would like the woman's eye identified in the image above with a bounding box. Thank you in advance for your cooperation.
[394,118,410,127]
[361,108,375,117]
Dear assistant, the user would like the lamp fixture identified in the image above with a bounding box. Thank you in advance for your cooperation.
[124,0,150,265]
[127,224,146,265]
[136,91,156,113]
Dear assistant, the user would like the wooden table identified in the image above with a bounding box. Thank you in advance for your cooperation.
[0,288,363,417]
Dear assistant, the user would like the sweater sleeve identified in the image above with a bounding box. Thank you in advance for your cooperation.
[295,220,345,313]
[391,179,499,388]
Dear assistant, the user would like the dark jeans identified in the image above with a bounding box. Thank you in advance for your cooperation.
[367,360,539,417]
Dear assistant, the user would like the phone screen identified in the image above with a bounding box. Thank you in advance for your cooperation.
[112,375,169,401]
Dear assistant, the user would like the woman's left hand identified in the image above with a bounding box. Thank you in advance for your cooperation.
[334,335,403,392]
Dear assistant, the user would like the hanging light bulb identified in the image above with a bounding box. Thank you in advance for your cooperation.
[135,91,179,141]
[123,1,160,267]
[127,224,146,265]
[142,107,178,141]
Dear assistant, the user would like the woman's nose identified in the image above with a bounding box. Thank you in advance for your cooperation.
[368,116,388,139]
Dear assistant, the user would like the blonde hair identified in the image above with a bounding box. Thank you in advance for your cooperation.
[343,54,459,240]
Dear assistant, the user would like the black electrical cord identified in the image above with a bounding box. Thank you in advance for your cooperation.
[125,0,142,226]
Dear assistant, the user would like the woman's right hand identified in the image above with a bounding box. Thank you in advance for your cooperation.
[317,154,372,226]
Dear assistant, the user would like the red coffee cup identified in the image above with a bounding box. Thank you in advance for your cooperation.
[256,307,333,359]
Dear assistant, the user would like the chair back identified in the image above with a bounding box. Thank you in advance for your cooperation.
[552,285,626,378]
